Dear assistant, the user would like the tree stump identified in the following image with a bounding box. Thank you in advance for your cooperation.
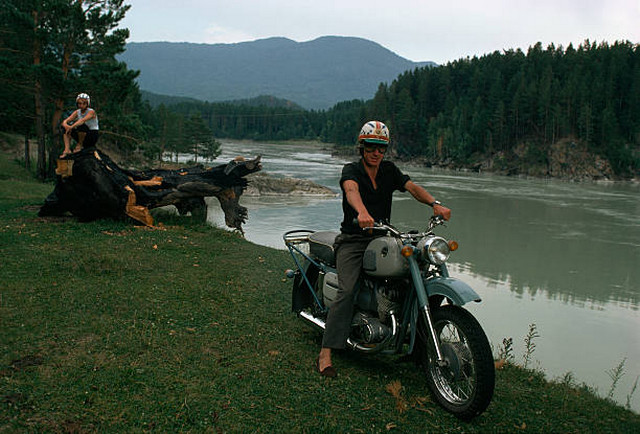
[38,148,262,232]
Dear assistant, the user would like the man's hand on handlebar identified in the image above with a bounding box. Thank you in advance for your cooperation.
[433,204,451,221]
[357,212,375,229]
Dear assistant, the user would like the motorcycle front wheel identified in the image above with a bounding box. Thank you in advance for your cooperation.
[416,305,495,420]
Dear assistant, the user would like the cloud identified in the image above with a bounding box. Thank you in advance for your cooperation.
[121,0,640,63]
[203,25,256,45]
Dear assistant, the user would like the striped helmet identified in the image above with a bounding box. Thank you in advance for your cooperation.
[76,93,91,105]
[358,120,389,145]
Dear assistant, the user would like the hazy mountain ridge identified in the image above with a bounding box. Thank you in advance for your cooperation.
[140,90,303,109]
[120,36,436,109]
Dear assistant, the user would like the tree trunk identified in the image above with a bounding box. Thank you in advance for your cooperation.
[38,150,262,233]
[50,41,74,150]
[24,135,30,169]
[32,11,46,180]
[34,84,46,180]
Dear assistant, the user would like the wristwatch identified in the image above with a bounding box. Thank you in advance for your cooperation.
[428,200,441,207]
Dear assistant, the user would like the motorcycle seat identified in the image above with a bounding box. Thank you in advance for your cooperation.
[309,231,339,267]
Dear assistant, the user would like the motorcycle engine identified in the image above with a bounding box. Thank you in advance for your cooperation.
[353,280,403,343]
[352,311,391,344]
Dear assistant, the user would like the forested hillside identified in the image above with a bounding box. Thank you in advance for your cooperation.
[373,41,640,177]
[1,0,637,180]
[151,41,638,178]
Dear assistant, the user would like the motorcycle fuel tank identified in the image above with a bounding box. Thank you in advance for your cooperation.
[362,236,409,277]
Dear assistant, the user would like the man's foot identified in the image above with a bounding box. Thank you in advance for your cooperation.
[59,152,71,159]
[316,357,337,378]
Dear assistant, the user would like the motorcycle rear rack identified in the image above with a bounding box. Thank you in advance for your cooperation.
[283,230,329,311]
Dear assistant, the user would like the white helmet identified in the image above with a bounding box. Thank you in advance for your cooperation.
[76,93,91,105]
[358,120,390,145]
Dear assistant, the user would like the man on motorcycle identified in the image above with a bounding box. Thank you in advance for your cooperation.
[317,120,451,377]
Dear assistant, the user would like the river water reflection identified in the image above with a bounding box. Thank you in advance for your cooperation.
[205,140,640,412]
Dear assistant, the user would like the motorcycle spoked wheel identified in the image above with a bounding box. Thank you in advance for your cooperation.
[416,305,495,420]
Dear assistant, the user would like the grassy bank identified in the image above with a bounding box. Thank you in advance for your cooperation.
[1,152,639,432]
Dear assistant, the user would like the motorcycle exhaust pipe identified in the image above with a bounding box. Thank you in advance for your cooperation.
[299,311,360,350]
[299,311,397,353]
[298,311,326,331]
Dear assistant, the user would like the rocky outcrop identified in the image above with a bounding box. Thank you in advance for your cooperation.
[422,138,618,182]
[547,139,614,181]
[245,173,337,196]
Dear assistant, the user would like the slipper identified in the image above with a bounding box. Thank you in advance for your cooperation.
[316,357,337,378]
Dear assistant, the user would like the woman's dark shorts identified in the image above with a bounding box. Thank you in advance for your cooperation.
[61,124,99,148]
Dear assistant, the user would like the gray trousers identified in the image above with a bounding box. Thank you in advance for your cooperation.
[321,234,372,349]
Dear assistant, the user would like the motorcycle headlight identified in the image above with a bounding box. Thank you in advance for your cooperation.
[420,236,450,265]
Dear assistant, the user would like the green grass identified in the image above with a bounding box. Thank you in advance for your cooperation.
[1,152,639,432]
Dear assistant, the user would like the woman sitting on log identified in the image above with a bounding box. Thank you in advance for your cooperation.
[60,93,100,158]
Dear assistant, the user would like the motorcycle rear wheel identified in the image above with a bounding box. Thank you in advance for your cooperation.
[416,305,495,420]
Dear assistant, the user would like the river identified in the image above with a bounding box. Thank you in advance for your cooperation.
[201,140,640,412]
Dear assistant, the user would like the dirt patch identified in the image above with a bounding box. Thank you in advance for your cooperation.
[9,355,44,371]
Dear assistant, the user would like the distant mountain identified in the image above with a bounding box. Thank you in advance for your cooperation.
[140,90,303,110]
[139,91,201,107]
[120,37,436,110]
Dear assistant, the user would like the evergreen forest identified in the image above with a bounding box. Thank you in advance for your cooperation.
[169,41,639,178]
[1,0,638,179]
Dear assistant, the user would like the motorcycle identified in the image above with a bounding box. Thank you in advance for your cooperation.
[283,216,495,420]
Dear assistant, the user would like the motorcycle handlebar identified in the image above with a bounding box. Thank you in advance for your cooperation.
[354,215,445,236]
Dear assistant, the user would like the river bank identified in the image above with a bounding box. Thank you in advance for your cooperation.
[4,130,636,184]
[332,137,638,182]
[2,151,640,431]
[3,135,640,413]
[209,138,640,415]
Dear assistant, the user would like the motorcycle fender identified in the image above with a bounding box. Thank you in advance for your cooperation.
[292,261,319,313]
[424,276,481,306]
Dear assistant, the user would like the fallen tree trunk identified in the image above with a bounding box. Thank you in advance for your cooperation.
[38,148,262,232]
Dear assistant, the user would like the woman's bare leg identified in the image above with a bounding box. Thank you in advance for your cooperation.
[60,132,72,157]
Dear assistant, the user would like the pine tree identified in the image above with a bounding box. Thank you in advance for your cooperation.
[184,114,219,164]
[1,0,135,179]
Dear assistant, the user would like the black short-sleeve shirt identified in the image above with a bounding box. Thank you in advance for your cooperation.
[339,160,410,234]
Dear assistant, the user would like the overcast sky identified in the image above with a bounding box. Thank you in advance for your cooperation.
[120,0,640,64]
